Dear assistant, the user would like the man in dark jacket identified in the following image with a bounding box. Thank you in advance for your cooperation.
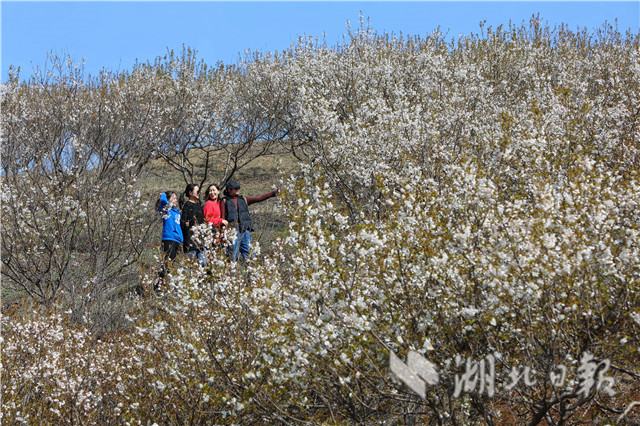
[222,180,279,261]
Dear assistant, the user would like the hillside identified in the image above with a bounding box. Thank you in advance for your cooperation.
[2,21,639,424]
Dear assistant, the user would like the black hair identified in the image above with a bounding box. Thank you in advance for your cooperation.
[179,184,199,209]
[204,184,221,202]
[155,190,176,210]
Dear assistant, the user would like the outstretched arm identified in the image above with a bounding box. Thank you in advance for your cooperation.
[246,187,279,206]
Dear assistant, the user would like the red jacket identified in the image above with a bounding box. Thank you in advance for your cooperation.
[203,199,225,227]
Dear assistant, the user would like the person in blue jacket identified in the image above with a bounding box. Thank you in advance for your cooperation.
[156,191,183,278]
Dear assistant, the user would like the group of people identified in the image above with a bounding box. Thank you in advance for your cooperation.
[156,179,279,278]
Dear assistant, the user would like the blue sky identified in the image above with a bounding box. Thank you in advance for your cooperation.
[2,1,639,82]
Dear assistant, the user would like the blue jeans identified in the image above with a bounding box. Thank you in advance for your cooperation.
[188,249,207,266]
[228,230,251,261]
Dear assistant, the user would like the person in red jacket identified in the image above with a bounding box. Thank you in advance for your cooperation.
[204,184,228,249]
[203,184,228,228]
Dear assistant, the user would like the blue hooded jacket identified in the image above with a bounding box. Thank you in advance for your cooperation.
[158,193,183,244]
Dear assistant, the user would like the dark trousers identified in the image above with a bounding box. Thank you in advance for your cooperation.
[159,240,180,279]
[163,240,180,261]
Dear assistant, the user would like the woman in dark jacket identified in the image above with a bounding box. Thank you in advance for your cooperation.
[179,184,206,265]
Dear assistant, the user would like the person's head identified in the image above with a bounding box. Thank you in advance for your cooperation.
[205,184,221,202]
[224,180,241,197]
[156,190,177,209]
[185,184,200,201]
[165,191,177,206]
[179,184,200,208]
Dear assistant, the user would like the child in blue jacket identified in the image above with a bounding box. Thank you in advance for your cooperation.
[157,191,183,278]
